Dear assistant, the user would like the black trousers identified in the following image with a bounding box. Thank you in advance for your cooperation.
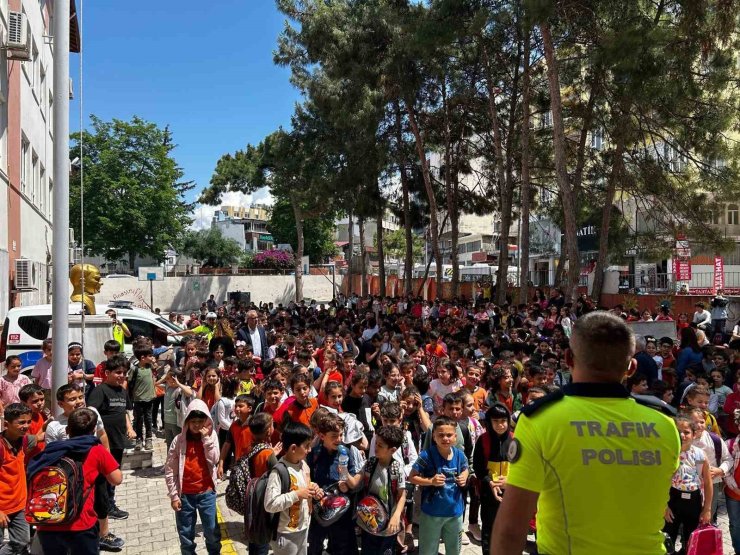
[133,400,154,440]
[663,487,702,553]
[307,510,359,555]
[107,448,124,506]
[480,493,502,555]
[38,523,99,555]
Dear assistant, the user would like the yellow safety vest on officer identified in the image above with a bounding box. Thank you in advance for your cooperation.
[506,383,680,555]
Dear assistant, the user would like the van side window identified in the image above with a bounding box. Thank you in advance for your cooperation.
[121,319,156,344]
[18,316,51,341]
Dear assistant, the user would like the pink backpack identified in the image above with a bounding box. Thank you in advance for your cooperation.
[686,525,723,555]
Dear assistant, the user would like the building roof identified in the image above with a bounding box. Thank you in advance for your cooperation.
[70,0,81,53]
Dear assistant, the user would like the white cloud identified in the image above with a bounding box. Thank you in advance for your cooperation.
[189,188,274,230]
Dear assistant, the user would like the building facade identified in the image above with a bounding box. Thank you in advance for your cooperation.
[0,1,78,317]
[212,204,274,253]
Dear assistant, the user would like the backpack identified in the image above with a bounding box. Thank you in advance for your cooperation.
[356,456,404,535]
[245,461,290,544]
[25,448,92,526]
[708,431,723,466]
[224,442,272,516]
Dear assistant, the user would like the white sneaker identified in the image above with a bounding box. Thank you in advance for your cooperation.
[461,532,470,545]
[468,523,482,542]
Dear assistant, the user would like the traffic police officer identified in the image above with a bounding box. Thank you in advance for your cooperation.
[492,311,680,555]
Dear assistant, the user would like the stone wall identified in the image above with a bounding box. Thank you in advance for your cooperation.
[97,274,341,312]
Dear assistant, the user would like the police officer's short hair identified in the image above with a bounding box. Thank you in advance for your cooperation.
[570,311,635,377]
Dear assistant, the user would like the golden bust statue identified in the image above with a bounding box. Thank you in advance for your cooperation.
[70,263,102,315]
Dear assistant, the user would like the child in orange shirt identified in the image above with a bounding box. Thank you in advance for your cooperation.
[164,400,221,555]
[217,394,255,478]
[19,383,47,461]
[0,403,32,551]
[244,412,278,553]
[463,365,487,418]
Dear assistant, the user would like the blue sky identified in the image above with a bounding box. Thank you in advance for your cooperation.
[70,0,300,228]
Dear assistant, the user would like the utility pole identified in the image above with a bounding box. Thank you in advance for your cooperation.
[51,0,70,416]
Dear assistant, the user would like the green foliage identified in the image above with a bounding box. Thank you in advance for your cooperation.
[70,116,193,266]
[376,228,424,264]
[179,228,242,268]
[268,197,338,263]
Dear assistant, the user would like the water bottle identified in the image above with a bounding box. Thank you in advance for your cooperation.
[337,445,349,481]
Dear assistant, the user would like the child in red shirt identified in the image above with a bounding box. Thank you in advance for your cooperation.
[19,384,47,461]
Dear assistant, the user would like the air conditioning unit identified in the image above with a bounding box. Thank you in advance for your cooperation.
[15,258,37,289]
[6,12,29,51]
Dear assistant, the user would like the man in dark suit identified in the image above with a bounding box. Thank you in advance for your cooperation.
[237,309,268,360]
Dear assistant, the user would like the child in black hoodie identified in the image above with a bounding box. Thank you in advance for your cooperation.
[472,403,513,555]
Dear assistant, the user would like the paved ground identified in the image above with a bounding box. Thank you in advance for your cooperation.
[110,434,736,554]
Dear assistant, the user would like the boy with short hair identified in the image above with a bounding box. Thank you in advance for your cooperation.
[31,338,53,410]
[245,412,279,555]
[92,340,121,388]
[217,394,256,478]
[684,385,722,436]
[307,413,360,555]
[236,359,257,395]
[88,354,137,521]
[273,374,319,431]
[34,408,123,555]
[44,384,120,551]
[264,422,322,555]
[409,416,469,555]
[127,338,157,451]
[358,425,407,553]
[463,365,487,417]
[19,383,47,461]
[0,403,32,554]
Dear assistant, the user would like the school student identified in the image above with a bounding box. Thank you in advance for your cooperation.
[34,408,123,555]
[264,422,323,555]
[409,416,469,555]
[164,400,221,555]
[0,403,32,555]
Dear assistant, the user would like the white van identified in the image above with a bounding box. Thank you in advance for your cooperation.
[0,300,183,371]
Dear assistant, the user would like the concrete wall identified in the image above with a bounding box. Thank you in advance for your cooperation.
[96,274,342,312]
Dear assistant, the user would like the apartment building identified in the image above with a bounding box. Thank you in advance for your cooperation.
[212,204,275,252]
[0,1,79,317]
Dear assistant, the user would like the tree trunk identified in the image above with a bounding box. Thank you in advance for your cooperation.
[441,82,460,298]
[359,216,367,297]
[405,99,443,294]
[377,204,386,297]
[591,123,627,302]
[519,30,532,304]
[347,208,354,295]
[541,22,580,302]
[481,43,515,305]
[394,101,414,297]
[401,167,413,296]
[554,233,567,288]
[128,252,136,273]
[290,194,304,302]
[416,212,449,298]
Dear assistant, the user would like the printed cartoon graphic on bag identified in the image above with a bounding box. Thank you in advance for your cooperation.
[25,453,91,526]
[312,482,351,527]
[355,457,404,536]
[225,442,272,516]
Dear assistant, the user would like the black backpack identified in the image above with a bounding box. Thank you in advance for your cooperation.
[245,461,291,544]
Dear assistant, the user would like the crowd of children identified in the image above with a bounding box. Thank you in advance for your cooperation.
[0,291,738,555]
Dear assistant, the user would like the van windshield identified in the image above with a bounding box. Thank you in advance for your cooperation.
[155,317,181,333]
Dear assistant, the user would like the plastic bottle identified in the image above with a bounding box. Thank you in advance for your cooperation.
[337,445,349,481]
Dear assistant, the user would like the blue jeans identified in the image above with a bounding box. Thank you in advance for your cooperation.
[727,494,740,553]
[175,490,221,555]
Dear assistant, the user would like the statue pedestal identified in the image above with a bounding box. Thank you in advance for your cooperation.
[48,315,113,354]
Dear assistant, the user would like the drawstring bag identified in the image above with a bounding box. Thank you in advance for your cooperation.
[312,482,351,527]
